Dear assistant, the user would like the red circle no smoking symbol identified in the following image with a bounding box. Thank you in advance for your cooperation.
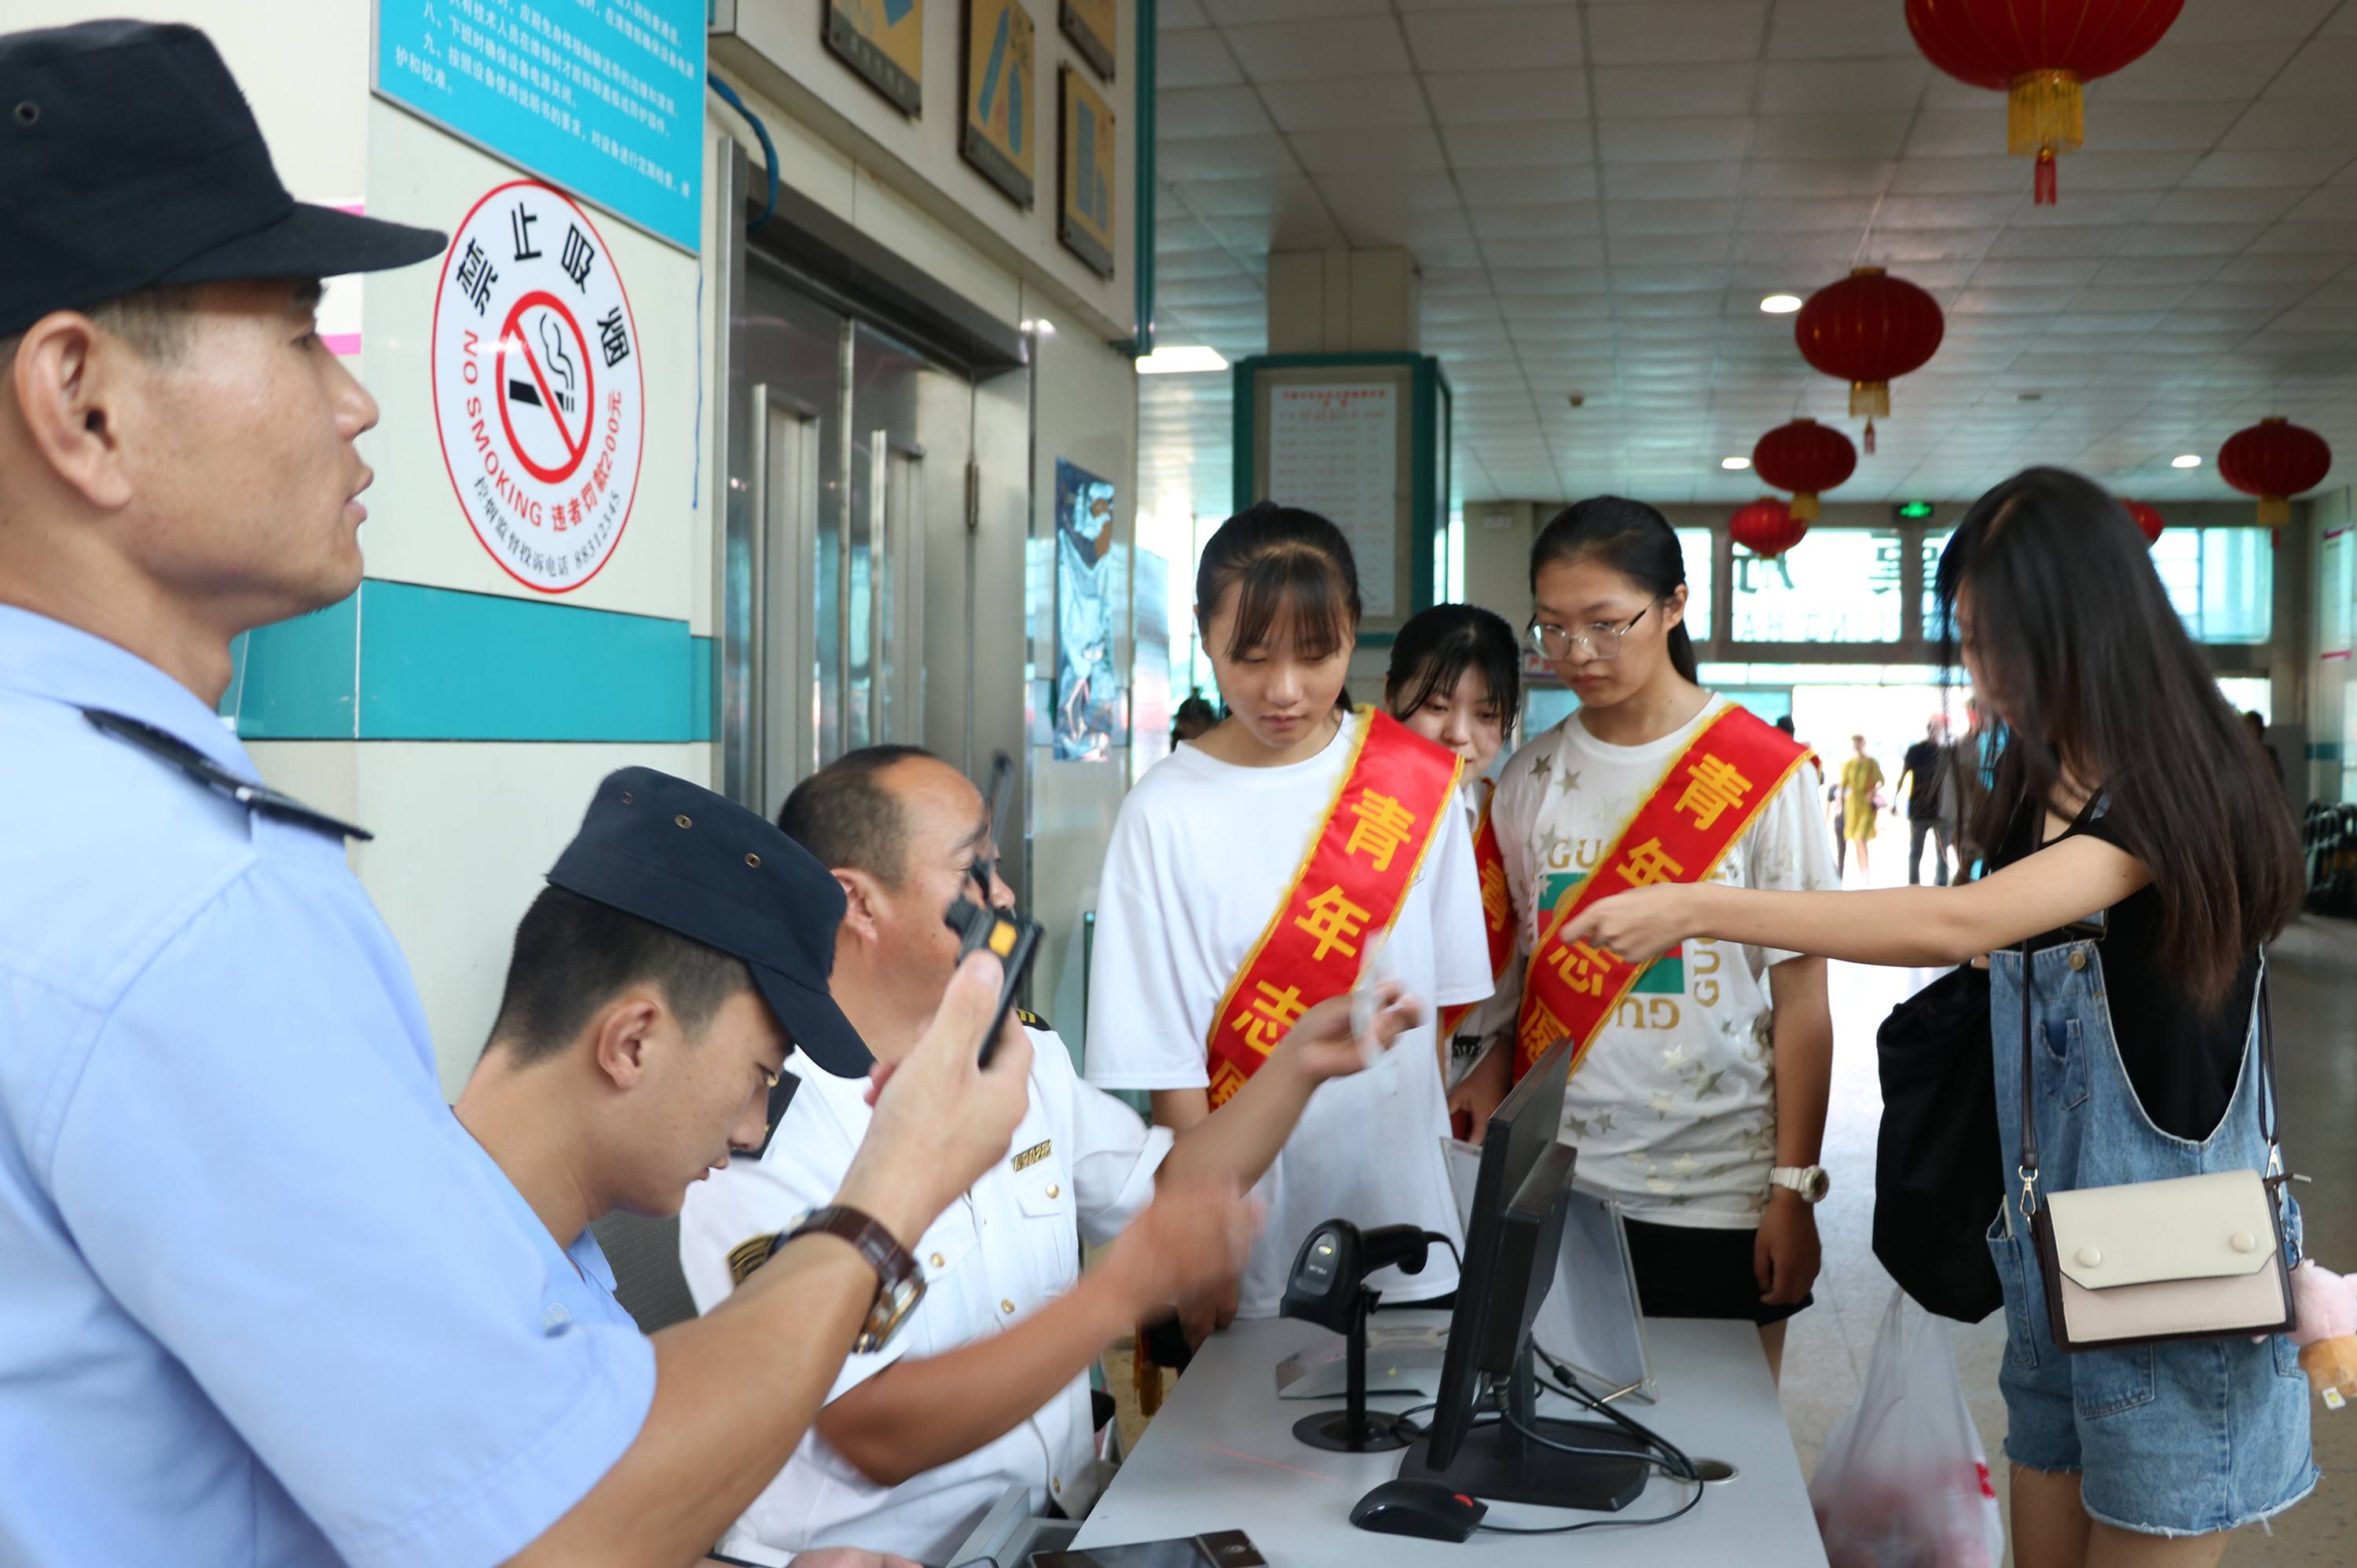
[432,180,643,594]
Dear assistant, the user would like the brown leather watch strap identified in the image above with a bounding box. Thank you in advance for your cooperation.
[771,1204,918,1295]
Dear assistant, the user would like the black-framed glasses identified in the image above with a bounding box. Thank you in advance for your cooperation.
[1527,602,1655,661]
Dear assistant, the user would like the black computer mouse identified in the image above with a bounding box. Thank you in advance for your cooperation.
[1348,1478,1488,1542]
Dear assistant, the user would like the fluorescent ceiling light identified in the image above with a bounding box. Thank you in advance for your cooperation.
[1136,345,1228,375]
[2172,453,2201,469]
[1721,456,1752,470]
[1759,294,1802,314]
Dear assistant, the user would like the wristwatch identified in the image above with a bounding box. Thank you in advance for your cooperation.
[1769,1165,1831,1204]
[768,1206,926,1353]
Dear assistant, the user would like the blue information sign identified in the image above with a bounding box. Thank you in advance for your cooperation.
[376,0,705,253]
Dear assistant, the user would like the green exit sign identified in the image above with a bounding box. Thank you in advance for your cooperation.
[1897,501,1935,519]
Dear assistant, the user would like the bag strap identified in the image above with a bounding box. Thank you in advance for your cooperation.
[2018,932,2040,1213]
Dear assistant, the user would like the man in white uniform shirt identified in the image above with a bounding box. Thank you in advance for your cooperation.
[680,747,1418,1565]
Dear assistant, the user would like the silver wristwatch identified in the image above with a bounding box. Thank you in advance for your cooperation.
[1769,1165,1831,1203]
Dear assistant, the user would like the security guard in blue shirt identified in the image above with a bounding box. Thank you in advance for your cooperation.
[0,21,1029,1568]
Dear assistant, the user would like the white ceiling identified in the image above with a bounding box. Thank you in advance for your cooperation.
[1141,0,2357,524]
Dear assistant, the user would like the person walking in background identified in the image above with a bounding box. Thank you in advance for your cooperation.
[1171,689,1219,746]
[1838,734,1886,878]
[1897,717,1957,887]
[2245,709,2285,790]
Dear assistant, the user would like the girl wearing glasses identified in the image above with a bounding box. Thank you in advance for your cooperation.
[1087,503,1494,1343]
[1553,470,2311,1565]
[1384,603,1524,1137]
[1492,496,1838,1381]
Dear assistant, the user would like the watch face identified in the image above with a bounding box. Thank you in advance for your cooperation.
[856,1275,926,1354]
[1805,1168,1831,1201]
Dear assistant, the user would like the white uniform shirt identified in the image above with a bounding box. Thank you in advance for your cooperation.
[678,1025,1171,1566]
[1082,713,1494,1317]
[1492,699,1838,1227]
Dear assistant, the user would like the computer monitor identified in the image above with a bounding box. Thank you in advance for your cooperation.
[1396,1037,1652,1512]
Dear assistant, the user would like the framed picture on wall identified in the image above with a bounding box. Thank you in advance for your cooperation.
[824,0,922,116]
[1058,66,1116,278]
[962,0,1036,207]
[1061,0,1116,81]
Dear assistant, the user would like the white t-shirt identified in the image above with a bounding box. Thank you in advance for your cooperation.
[676,1025,1171,1566]
[1492,698,1838,1229]
[1083,711,1494,1316]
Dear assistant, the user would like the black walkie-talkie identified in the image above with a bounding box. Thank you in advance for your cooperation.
[944,753,1043,1066]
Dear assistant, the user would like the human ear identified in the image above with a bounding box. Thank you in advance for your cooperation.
[590,995,664,1090]
[9,313,138,511]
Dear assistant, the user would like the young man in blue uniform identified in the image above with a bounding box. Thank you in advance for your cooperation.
[0,21,1029,1568]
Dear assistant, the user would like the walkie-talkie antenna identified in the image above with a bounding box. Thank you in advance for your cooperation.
[973,753,1014,898]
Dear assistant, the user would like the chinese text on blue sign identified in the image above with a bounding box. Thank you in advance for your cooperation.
[377,0,706,253]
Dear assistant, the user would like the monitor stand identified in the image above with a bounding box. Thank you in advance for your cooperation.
[1396,1343,1651,1512]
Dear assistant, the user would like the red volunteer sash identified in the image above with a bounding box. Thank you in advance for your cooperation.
[1206,708,1464,1108]
[1513,704,1809,1082]
[1438,779,1512,1040]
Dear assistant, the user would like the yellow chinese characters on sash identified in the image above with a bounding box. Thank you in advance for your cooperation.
[1438,779,1512,1041]
[1514,704,1809,1082]
[1206,709,1464,1107]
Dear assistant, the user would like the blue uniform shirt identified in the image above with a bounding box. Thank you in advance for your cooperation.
[0,607,657,1567]
[456,1122,643,1335]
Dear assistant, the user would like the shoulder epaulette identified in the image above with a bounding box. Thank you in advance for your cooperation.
[1016,1006,1050,1031]
[83,706,372,841]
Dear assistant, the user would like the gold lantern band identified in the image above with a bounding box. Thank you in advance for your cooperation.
[2258,496,2290,526]
[2007,69,2084,158]
[1849,381,1890,419]
[1790,492,1821,522]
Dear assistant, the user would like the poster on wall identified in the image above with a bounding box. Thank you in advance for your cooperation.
[1131,548,1171,784]
[827,0,923,115]
[962,0,1036,207]
[1058,67,1116,278]
[1054,459,1124,762]
[1061,0,1116,80]
[1268,383,1400,617]
[431,181,645,594]
[373,0,704,252]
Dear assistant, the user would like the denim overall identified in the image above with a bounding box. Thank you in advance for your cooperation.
[1986,942,2315,1536]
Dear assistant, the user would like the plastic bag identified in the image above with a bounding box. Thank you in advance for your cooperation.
[1811,1288,2005,1568]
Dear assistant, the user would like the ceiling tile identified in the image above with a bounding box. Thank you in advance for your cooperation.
[1424,69,1589,125]
[1158,29,1242,90]
[1742,159,1899,197]
[2148,188,2312,225]
[2182,150,2357,189]
[1264,76,1432,132]
[1160,86,1276,141]
[1286,125,1448,175]
[1739,197,1880,233]
[2099,41,2303,103]
[1201,0,1387,21]
[2253,222,2357,252]
[2113,224,2264,257]
[1765,0,1921,61]
[1471,203,1605,241]
[1599,160,1743,200]
[1606,199,1740,235]
[1166,174,1329,218]
[2261,38,2357,100]
[1597,117,1753,163]
[2216,251,2352,282]
[1457,163,1601,206]
[1588,1,1767,64]
[1890,157,2033,195]
[1161,135,1301,182]
[1442,120,1596,169]
[1402,6,1584,72]
[1225,17,1411,82]
[2218,101,2357,152]
[1160,0,1210,27]
[1592,63,1762,119]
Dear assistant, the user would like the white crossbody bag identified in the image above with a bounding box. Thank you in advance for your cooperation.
[2014,942,2297,1352]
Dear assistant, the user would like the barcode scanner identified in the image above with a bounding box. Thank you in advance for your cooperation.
[943,753,1043,1068]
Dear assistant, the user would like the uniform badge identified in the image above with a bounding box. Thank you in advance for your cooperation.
[726,1233,774,1288]
[1012,1139,1053,1171]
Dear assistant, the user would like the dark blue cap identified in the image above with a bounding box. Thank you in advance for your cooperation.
[548,768,871,1078]
[1,20,448,336]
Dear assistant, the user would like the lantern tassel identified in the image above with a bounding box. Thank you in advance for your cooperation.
[2259,496,2290,527]
[1791,492,1820,522]
[1864,418,1877,456]
[1849,381,1891,420]
[2034,146,2058,205]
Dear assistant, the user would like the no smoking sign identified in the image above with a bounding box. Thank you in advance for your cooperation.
[432,180,643,593]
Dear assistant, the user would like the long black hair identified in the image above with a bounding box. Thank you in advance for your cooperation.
[1385,603,1522,740]
[1194,500,1362,662]
[1934,467,2300,1009]
[1528,496,1699,683]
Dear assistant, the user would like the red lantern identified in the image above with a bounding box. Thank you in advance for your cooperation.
[2121,499,2164,546]
[1906,0,2183,204]
[1750,419,1857,522]
[1730,498,1808,559]
[2218,418,2332,526]
[1795,268,1945,454]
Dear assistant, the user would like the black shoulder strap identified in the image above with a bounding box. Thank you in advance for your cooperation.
[82,707,373,842]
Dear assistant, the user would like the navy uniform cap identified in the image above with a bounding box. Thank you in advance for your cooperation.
[549,768,872,1078]
[0,20,448,336]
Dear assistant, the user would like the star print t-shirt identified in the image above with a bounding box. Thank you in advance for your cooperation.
[1492,698,1838,1229]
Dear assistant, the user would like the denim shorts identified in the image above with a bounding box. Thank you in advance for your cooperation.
[1988,945,2318,1537]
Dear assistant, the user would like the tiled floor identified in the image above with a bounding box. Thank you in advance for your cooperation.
[1111,911,2357,1564]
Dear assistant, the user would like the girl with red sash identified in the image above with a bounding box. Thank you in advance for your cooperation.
[1383,604,1523,1138]
[1493,497,1837,1382]
[1086,504,1494,1340]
